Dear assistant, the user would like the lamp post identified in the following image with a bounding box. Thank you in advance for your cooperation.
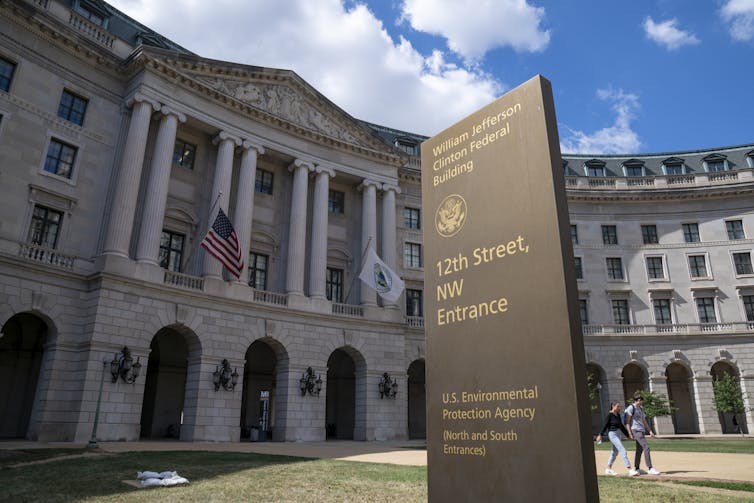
[87,360,107,449]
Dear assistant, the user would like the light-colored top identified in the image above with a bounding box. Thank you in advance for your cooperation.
[626,403,646,432]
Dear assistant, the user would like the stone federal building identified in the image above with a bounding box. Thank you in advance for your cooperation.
[0,0,752,442]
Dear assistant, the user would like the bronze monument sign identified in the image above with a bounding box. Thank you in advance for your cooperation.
[421,75,598,501]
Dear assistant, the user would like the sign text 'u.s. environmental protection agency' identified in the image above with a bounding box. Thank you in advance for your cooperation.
[421,75,599,502]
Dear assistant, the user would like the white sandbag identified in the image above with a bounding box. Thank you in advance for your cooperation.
[137,471,161,480]
[161,475,190,486]
[140,477,164,487]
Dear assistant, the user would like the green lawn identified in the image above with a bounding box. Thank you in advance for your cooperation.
[594,437,754,454]
[1,449,753,502]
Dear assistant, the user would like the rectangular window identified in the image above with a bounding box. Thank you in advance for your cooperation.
[326,267,343,302]
[602,225,618,245]
[406,289,423,317]
[625,166,644,177]
[248,252,269,290]
[726,220,745,240]
[44,139,77,179]
[606,257,624,280]
[665,164,684,175]
[696,297,717,323]
[587,166,605,177]
[646,256,665,280]
[733,252,754,275]
[159,230,184,272]
[744,295,754,322]
[74,1,107,26]
[641,224,658,244]
[0,56,15,92]
[612,299,630,325]
[579,299,589,325]
[172,140,197,170]
[707,160,726,172]
[255,169,274,194]
[404,242,422,268]
[688,255,708,278]
[404,207,421,229]
[57,90,88,126]
[29,205,62,249]
[653,299,672,325]
[683,223,700,243]
[570,225,578,245]
[328,189,344,214]
[574,257,583,279]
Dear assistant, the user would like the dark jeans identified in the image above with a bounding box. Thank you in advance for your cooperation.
[632,430,653,469]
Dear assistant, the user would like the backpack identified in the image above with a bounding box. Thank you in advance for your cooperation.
[622,404,634,426]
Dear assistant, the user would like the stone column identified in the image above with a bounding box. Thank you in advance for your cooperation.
[135,107,186,265]
[693,374,718,434]
[649,374,672,435]
[103,93,159,257]
[286,159,313,295]
[359,179,380,306]
[381,184,400,308]
[203,132,242,279]
[234,141,265,284]
[742,374,754,434]
[309,165,334,299]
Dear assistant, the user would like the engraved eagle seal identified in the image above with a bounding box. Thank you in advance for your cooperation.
[435,194,467,237]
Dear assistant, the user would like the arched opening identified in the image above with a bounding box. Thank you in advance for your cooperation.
[586,363,606,435]
[666,363,698,434]
[622,363,647,403]
[241,340,278,441]
[140,328,190,439]
[326,348,364,440]
[407,359,426,439]
[711,362,747,434]
[0,313,47,438]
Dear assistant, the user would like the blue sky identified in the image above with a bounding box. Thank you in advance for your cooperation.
[108,0,754,155]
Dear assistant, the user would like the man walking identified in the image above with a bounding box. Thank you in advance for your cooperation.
[625,394,661,476]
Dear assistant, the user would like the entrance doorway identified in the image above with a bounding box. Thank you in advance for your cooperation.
[241,340,277,441]
[666,363,698,434]
[407,359,426,439]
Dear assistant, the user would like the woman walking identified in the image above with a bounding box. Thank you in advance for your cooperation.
[596,402,633,476]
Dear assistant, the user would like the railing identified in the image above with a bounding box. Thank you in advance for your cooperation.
[252,289,288,306]
[405,316,424,328]
[666,175,696,185]
[332,303,364,317]
[69,12,114,48]
[163,271,204,290]
[565,168,753,192]
[19,243,75,270]
[709,172,739,183]
[584,322,753,335]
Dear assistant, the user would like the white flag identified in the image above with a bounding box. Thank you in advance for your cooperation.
[358,247,405,302]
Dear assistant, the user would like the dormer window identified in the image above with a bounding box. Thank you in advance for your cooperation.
[662,157,686,175]
[395,138,418,156]
[703,153,728,173]
[584,159,606,177]
[622,159,645,177]
[746,150,754,169]
[73,0,109,27]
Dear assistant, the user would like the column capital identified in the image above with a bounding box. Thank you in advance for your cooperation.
[358,179,381,191]
[126,91,161,111]
[242,140,265,155]
[159,105,187,123]
[313,164,335,178]
[289,158,315,172]
[213,131,242,147]
[382,182,401,194]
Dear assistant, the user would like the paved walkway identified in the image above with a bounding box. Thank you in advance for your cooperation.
[3,439,754,483]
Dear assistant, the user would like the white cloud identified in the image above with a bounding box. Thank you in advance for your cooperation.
[643,17,700,50]
[400,0,550,62]
[560,89,641,155]
[107,0,502,135]
[720,0,754,41]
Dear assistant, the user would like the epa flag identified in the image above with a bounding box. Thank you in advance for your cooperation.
[358,246,405,302]
[201,208,244,278]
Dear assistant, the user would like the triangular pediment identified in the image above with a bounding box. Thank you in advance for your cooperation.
[138,49,403,162]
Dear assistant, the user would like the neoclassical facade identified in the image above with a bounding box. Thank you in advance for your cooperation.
[0,0,751,443]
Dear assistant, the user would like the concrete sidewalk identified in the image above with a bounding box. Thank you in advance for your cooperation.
[3,439,754,483]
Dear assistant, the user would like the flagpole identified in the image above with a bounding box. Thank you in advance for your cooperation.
[344,236,372,303]
[185,191,223,272]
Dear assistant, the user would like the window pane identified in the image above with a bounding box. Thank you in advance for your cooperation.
[602,225,617,245]
[579,299,589,325]
[641,225,658,244]
[688,255,707,278]
[653,299,672,325]
[733,253,753,275]
[57,90,88,126]
[44,139,77,179]
[328,189,344,213]
[172,141,196,169]
[29,205,62,249]
[696,297,716,323]
[406,289,423,317]
[606,258,623,280]
[0,57,16,92]
[612,299,630,324]
[404,242,422,268]
[646,257,665,279]
[574,257,583,279]
[404,207,420,229]
[683,223,700,243]
[249,252,269,290]
[326,267,343,302]
[744,296,754,322]
[570,225,578,245]
[255,169,274,194]
[726,220,745,240]
[159,230,184,272]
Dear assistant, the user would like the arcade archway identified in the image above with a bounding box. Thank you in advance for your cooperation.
[407,359,426,439]
[621,363,648,403]
[241,339,284,441]
[711,361,747,434]
[325,347,366,440]
[666,363,698,434]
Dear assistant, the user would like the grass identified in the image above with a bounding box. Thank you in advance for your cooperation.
[594,438,754,454]
[0,448,88,467]
[1,449,753,502]
[669,480,754,493]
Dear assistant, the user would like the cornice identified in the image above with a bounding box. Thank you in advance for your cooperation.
[566,183,754,202]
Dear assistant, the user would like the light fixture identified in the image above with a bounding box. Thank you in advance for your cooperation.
[110,346,141,384]
[299,367,322,396]
[213,359,239,391]
[379,372,398,399]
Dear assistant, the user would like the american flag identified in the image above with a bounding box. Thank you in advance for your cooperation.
[201,208,244,278]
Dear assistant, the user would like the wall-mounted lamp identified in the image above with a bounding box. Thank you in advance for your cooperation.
[379,372,398,399]
[299,367,322,396]
[213,359,239,391]
[110,346,141,384]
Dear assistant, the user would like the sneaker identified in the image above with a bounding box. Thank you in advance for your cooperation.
[628,469,639,477]
[648,468,661,475]
[605,468,617,476]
